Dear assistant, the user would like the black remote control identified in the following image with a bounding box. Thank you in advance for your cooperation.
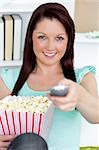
[49,85,69,97]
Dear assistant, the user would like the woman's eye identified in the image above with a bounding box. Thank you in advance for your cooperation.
[38,36,46,40]
[56,37,64,41]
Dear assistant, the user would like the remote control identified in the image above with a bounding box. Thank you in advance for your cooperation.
[49,85,69,97]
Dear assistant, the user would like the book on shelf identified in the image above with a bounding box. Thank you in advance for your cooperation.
[11,14,22,60]
[2,15,13,61]
[0,17,4,61]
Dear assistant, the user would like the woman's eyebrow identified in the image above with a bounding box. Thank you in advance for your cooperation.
[36,32,66,35]
[36,32,46,34]
[57,33,66,36]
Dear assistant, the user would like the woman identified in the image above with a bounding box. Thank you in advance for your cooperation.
[0,2,99,150]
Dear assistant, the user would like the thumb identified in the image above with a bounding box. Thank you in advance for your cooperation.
[58,78,72,86]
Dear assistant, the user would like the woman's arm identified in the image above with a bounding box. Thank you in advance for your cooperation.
[48,72,99,124]
[0,78,16,149]
[76,72,99,123]
[0,77,11,99]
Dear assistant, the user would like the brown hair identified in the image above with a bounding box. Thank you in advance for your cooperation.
[12,2,76,95]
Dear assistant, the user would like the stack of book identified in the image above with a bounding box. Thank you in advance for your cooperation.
[0,14,22,61]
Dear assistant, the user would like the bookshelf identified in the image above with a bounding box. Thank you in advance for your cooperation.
[0,0,75,67]
[0,2,33,67]
[0,60,22,67]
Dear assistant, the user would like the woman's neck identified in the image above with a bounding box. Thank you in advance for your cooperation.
[33,63,63,76]
[28,62,64,91]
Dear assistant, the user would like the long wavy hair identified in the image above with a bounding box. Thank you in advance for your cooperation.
[12,2,76,95]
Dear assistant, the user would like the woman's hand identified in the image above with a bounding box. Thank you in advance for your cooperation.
[48,78,79,111]
[0,134,16,150]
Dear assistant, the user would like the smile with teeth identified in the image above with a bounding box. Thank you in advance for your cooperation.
[43,52,56,57]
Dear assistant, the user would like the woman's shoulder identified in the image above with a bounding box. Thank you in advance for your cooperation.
[74,65,96,84]
[0,67,21,91]
[0,67,21,75]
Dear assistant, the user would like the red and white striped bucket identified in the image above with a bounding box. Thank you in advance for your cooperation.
[0,104,54,140]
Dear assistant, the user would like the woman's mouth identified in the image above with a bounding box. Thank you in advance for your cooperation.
[43,52,56,57]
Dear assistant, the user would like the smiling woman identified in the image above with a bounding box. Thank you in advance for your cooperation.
[32,18,68,65]
[0,2,99,150]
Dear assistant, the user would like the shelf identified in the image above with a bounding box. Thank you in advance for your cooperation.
[0,4,36,13]
[0,1,46,12]
[75,33,99,43]
[0,60,22,67]
[0,0,75,19]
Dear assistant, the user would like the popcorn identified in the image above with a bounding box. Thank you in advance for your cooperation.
[0,95,52,113]
[0,96,54,140]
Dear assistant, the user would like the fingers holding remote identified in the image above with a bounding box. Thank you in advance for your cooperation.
[47,78,78,111]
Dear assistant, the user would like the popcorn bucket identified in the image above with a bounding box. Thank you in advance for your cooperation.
[0,96,54,140]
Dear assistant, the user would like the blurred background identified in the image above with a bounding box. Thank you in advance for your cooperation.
[75,0,99,32]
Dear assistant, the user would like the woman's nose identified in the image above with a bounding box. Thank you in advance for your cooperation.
[47,39,55,50]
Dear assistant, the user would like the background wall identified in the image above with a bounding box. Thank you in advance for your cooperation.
[74,0,99,32]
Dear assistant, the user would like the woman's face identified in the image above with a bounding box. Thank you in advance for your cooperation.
[32,18,68,66]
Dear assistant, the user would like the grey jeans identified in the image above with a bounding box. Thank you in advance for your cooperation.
[7,133,48,150]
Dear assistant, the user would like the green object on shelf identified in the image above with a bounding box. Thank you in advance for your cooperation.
[86,31,99,39]
[80,147,99,150]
